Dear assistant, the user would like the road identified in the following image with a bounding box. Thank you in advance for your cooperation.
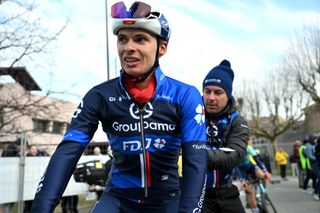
[240,175,320,213]
[77,175,320,213]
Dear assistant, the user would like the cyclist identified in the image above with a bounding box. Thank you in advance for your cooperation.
[30,1,207,213]
[237,137,272,213]
[202,60,249,213]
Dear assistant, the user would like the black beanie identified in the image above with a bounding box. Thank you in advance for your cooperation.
[202,59,234,99]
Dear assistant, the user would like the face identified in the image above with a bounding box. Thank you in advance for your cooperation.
[203,85,228,114]
[29,145,38,156]
[93,147,101,155]
[117,28,167,77]
[248,137,254,145]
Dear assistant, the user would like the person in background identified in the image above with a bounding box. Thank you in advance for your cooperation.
[31,1,207,212]
[60,195,79,213]
[275,147,289,181]
[237,137,272,213]
[24,144,42,213]
[315,136,320,200]
[304,136,319,200]
[93,146,105,162]
[300,139,309,190]
[302,136,317,194]
[202,59,249,213]
[260,150,272,174]
[291,140,302,186]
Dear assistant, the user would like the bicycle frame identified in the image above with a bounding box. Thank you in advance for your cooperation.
[252,179,277,213]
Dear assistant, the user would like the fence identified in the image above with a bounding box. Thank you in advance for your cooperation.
[0,133,110,213]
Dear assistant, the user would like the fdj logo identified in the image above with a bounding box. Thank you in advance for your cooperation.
[123,138,152,151]
[129,103,153,120]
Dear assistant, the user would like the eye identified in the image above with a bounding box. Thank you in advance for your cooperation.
[117,36,127,44]
[136,36,148,43]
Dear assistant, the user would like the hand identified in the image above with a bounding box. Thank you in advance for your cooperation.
[264,172,272,182]
[240,180,247,190]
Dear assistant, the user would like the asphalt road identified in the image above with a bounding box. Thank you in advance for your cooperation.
[76,175,320,213]
[239,175,320,213]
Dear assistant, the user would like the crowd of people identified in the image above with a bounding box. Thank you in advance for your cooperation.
[289,136,320,201]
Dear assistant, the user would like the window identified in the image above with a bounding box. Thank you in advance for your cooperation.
[52,121,65,134]
[0,109,3,125]
[33,119,50,133]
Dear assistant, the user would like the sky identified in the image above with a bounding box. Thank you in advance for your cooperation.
[2,0,320,103]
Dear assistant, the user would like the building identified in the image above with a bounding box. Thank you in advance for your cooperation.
[0,67,78,154]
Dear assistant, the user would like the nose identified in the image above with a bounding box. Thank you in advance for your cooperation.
[124,39,135,53]
[208,92,216,101]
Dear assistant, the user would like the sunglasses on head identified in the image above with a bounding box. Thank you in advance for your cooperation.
[111,1,151,19]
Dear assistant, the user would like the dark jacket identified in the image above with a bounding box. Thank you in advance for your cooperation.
[315,137,320,166]
[206,97,248,187]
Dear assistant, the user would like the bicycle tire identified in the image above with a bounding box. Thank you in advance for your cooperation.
[259,192,277,213]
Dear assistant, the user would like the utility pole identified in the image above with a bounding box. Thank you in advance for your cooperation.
[105,0,110,80]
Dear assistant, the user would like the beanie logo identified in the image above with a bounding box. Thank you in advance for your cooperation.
[205,78,221,84]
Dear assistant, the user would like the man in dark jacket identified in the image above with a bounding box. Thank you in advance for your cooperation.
[202,60,249,213]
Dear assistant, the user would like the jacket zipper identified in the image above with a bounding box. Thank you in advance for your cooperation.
[139,105,148,197]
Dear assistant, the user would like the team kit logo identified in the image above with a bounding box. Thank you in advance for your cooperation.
[194,104,205,125]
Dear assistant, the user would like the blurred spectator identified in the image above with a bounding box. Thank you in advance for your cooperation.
[93,146,104,162]
[60,195,79,213]
[313,137,320,200]
[24,144,41,213]
[2,144,20,157]
[275,147,289,180]
[302,137,317,193]
[260,150,272,174]
[290,140,301,182]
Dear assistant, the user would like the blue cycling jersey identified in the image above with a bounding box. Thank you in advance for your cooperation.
[31,66,207,213]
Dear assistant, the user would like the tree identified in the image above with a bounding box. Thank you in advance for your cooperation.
[235,70,309,153]
[0,0,67,68]
[0,0,68,138]
[282,22,320,105]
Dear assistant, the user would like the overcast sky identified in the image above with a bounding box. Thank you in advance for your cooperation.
[3,0,320,103]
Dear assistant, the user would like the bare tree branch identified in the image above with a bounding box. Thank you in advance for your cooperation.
[282,22,320,104]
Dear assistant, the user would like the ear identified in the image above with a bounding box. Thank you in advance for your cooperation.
[158,41,168,57]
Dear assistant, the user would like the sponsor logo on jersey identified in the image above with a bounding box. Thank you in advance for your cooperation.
[112,103,176,133]
[72,101,83,118]
[130,103,153,119]
[122,138,166,151]
[194,104,205,125]
[154,138,166,149]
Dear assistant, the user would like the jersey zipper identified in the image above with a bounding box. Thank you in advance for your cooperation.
[139,105,148,198]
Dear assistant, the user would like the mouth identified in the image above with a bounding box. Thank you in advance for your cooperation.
[207,104,217,110]
[124,57,139,63]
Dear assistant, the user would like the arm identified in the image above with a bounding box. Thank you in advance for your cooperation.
[31,141,86,212]
[304,144,316,161]
[31,89,100,212]
[179,87,207,213]
[207,115,249,170]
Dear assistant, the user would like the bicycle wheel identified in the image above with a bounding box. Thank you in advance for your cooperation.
[259,192,277,213]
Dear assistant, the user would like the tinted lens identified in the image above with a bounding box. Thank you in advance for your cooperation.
[111,1,151,18]
[130,2,151,18]
[111,2,127,18]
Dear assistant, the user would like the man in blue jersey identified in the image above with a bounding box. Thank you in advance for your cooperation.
[31,1,207,213]
[201,60,249,213]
